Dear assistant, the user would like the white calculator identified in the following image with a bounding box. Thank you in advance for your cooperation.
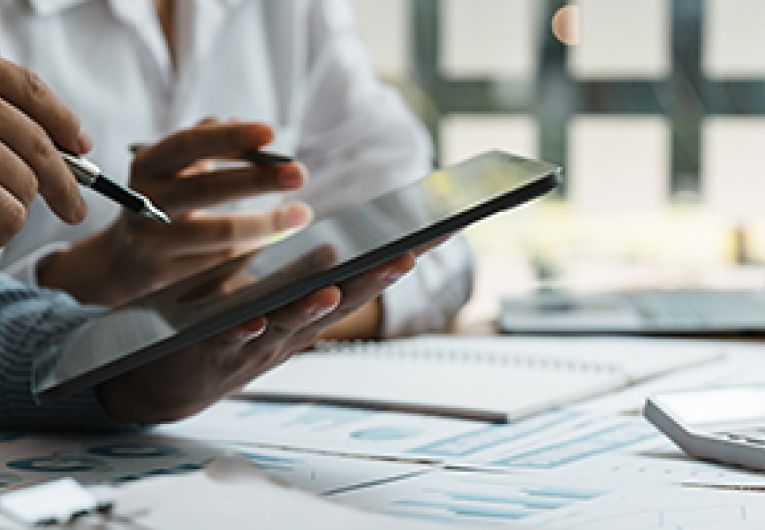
[644,386,765,471]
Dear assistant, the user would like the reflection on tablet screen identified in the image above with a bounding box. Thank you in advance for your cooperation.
[34,151,561,401]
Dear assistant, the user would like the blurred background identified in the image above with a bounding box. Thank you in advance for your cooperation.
[348,0,765,327]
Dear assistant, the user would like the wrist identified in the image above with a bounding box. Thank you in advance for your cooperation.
[37,229,122,305]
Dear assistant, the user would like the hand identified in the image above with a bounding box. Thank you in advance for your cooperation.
[320,235,454,340]
[96,252,416,424]
[0,59,90,244]
[38,122,312,306]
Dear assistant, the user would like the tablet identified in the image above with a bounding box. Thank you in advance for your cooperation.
[34,151,561,402]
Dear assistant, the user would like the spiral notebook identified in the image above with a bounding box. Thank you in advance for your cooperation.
[240,336,724,422]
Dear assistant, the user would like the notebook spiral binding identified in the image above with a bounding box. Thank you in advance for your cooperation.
[312,340,621,374]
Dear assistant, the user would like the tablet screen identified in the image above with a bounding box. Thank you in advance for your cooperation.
[34,151,560,400]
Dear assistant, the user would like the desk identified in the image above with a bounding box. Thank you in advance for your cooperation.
[2,337,765,528]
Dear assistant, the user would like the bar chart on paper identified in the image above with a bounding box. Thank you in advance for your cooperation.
[486,420,658,469]
[165,400,491,458]
[333,469,605,526]
[167,400,659,471]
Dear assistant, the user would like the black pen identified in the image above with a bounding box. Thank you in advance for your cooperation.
[60,151,171,224]
[128,143,294,165]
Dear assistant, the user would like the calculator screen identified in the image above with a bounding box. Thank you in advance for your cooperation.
[658,387,765,425]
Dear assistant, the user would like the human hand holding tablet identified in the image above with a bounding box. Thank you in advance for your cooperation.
[97,253,416,423]
[34,151,562,423]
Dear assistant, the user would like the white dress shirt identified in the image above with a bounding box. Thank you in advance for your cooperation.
[0,0,473,336]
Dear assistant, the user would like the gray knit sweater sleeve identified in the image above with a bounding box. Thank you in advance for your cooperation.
[0,274,125,431]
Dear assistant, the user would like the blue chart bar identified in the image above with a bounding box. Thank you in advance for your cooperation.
[408,411,577,457]
[489,422,657,469]
[440,492,567,510]
[242,452,299,473]
[387,481,605,523]
[351,427,422,442]
[287,406,376,432]
[393,500,531,520]
[521,486,602,501]
[236,402,299,418]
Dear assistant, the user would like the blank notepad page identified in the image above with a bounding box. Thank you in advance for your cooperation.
[242,336,723,422]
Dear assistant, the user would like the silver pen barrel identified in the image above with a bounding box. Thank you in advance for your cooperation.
[60,151,170,224]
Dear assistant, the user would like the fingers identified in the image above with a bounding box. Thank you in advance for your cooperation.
[0,59,90,155]
[0,99,85,223]
[143,203,312,255]
[0,143,38,206]
[0,143,36,244]
[308,253,415,330]
[211,286,342,388]
[156,163,307,215]
[132,123,275,179]
[96,249,413,424]
[0,186,26,245]
[244,286,342,352]
[222,316,269,346]
[239,253,413,354]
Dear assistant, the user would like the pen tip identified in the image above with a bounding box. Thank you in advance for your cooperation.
[142,203,171,224]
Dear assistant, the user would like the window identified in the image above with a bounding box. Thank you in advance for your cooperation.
[350,0,765,209]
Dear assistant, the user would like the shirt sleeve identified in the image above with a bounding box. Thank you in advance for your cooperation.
[0,274,129,431]
[3,241,71,288]
[293,0,474,336]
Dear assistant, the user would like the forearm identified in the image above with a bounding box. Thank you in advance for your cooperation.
[0,275,130,431]
[36,229,125,306]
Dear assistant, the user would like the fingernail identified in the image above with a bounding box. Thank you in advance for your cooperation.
[278,168,303,189]
[77,129,93,153]
[380,270,407,284]
[242,328,266,342]
[251,124,273,147]
[71,195,87,223]
[240,318,267,342]
[283,205,308,228]
[308,300,339,322]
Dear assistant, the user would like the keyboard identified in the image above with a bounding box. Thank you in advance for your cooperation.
[500,289,765,335]
[629,291,765,327]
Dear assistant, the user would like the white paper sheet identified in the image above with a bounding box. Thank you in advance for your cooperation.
[106,469,522,530]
